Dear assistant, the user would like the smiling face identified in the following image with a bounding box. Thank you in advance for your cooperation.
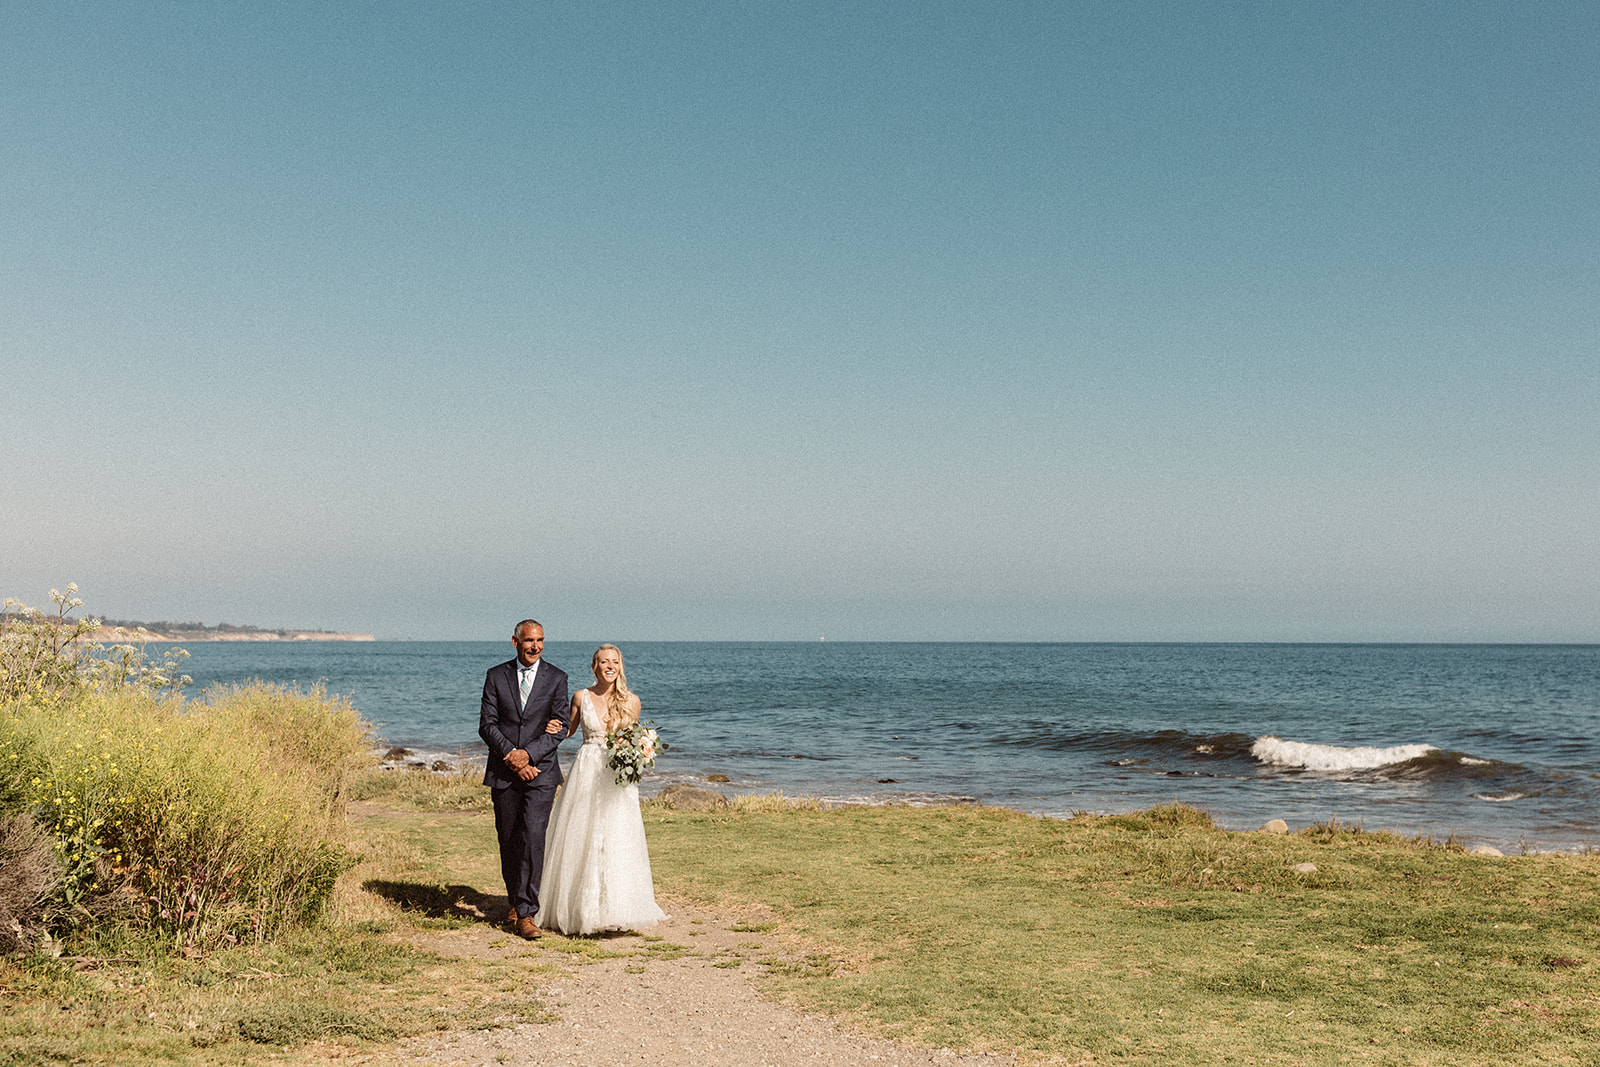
[512,623,544,666]
[592,646,622,686]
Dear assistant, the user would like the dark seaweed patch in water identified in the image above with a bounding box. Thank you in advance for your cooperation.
[998,727,1259,762]
[1349,750,1521,782]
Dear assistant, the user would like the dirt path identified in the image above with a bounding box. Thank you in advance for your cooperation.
[396,898,1016,1067]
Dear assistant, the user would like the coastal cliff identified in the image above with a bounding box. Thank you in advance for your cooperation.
[86,624,376,643]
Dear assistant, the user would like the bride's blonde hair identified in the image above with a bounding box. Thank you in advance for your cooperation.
[591,644,636,732]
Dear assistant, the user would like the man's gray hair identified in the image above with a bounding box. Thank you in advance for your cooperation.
[513,619,542,638]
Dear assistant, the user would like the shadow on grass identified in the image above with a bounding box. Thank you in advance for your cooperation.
[363,879,506,923]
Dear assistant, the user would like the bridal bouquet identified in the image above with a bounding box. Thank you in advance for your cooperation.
[606,721,668,786]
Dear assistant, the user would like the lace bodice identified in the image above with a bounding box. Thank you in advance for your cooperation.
[577,690,608,746]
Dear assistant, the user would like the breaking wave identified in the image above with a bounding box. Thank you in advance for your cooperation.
[1250,736,1437,772]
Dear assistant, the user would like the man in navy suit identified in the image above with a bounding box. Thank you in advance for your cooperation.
[479,619,570,939]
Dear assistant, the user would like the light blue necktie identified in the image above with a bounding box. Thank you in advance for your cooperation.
[518,665,534,706]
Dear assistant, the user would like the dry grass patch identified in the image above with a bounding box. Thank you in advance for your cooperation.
[348,766,489,813]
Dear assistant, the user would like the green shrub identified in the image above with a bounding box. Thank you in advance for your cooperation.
[2,684,369,943]
[206,680,371,824]
[3,587,375,945]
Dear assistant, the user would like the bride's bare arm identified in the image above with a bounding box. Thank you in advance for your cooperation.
[626,692,642,727]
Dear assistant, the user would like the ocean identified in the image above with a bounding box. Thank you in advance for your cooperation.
[178,641,1600,853]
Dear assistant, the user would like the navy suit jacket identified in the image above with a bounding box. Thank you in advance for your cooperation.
[479,658,570,790]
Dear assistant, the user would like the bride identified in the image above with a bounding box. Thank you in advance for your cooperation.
[534,644,668,935]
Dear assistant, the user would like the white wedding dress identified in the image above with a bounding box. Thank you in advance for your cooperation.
[535,691,668,935]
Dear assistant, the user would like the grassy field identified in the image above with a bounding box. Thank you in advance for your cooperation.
[643,801,1600,1064]
[3,784,1598,1065]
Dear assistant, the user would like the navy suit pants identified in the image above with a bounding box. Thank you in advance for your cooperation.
[492,780,556,919]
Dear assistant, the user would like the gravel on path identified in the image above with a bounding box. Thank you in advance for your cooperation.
[398,898,1017,1067]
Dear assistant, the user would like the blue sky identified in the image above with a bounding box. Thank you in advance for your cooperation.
[3,2,1596,641]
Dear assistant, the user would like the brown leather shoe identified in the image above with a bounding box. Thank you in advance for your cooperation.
[515,915,543,940]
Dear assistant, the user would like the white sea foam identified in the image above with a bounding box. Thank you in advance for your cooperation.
[1250,736,1435,772]
[1473,792,1526,803]
[1459,757,1492,766]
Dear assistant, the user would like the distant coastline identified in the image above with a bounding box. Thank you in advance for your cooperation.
[85,620,375,643]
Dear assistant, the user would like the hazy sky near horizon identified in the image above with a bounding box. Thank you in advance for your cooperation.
[4,2,1597,642]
